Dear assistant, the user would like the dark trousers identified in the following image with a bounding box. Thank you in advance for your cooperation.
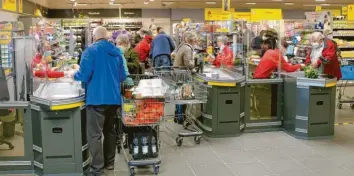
[86,105,120,175]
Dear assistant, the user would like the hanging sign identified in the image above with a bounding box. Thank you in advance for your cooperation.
[329,9,341,17]
[222,0,231,13]
[19,0,23,13]
[251,9,282,22]
[342,6,348,16]
[316,6,322,12]
[2,0,17,12]
[182,18,191,23]
[204,8,234,21]
[233,12,251,21]
[348,5,354,20]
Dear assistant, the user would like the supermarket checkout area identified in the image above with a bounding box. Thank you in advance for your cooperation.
[193,64,337,139]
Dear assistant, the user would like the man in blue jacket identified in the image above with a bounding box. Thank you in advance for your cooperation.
[150,27,176,68]
[73,26,127,176]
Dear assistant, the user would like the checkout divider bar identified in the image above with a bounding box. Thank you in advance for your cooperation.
[0,101,29,109]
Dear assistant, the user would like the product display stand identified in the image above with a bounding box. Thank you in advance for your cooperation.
[30,96,89,176]
[282,72,337,138]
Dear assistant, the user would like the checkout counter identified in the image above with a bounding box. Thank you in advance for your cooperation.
[282,72,337,138]
[30,72,89,175]
[194,65,246,137]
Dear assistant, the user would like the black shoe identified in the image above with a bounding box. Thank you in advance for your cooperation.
[106,163,114,170]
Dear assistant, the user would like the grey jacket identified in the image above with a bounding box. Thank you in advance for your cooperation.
[173,43,194,69]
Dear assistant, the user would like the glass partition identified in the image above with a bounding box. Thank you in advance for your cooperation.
[244,20,285,127]
[30,23,84,101]
[0,35,32,168]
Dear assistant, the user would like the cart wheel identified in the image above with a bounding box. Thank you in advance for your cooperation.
[130,168,135,176]
[337,103,343,109]
[154,165,160,175]
[194,136,201,144]
[176,137,183,146]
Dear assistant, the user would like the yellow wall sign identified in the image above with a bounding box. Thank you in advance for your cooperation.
[19,0,23,13]
[342,6,348,15]
[233,12,251,21]
[222,0,231,13]
[205,8,234,21]
[2,0,17,12]
[348,5,354,20]
[315,6,322,12]
[250,9,282,22]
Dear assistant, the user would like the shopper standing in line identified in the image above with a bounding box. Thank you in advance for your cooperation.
[69,26,127,176]
[116,34,140,74]
[173,32,197,69]
[135,30,153,69]
[150,27,176,68]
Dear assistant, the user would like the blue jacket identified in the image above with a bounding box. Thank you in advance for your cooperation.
[150,32,176,59]
[74,39,127,105]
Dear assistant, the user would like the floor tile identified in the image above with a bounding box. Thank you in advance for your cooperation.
[313,166,353,176]
[218,150,258,164]
[296,155,340,171]
[191,163,235,176]
[281,145,319,159]
[253,148,290,163]
[227,162,273,176]
[262,158,307,175]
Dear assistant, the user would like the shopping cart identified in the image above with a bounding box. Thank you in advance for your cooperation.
[117,74,164,176]
[153,67,208,146]
[337,63,354,109]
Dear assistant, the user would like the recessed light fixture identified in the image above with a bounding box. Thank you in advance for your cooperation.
[321,3,330,6]
[246,3,256,5]
[206,1,216,4]
[315,0,326,2]
[69,0,76,2]
[272,0,283,1]
[144,1,149,4]
[109,2,121,5]
[149,0,155,1]
[285,2,294,5]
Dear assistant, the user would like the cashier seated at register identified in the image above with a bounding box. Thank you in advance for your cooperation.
[253,37,302,79]
[208,35,233,68]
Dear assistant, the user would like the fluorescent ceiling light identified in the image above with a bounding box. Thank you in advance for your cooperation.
[149,0,155,1]
[206,2,216,4]
[315,0,326,2]
[144,1,149,4]
[272,0,283,1]
[69,0,76,2]
[321,3,330,6]
[77,3,87,5]
[246,3,256,5]
[109,2,121,5]
[285,2,294,5]
[163,2,174,5]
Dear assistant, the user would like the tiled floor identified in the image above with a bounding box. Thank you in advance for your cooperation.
[4,87,354,176]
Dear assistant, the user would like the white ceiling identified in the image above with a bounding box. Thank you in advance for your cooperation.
[29,0,353,9]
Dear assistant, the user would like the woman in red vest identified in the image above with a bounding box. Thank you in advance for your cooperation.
[208,35,233,68]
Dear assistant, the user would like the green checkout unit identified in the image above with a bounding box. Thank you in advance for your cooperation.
[30,73,89,175]
[282,72,337,138]
[195,66,246,137]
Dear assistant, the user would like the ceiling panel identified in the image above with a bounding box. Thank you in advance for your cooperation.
[30,0,353,9]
